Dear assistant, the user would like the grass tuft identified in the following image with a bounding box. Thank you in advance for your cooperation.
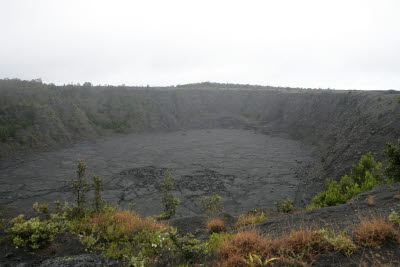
[206,218,227,233]
[353,217,398,248]
[235,212,267,228]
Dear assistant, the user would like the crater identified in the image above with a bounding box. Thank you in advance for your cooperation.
[0,128,316,216]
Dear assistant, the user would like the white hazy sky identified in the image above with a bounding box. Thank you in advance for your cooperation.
[1,0,399,90]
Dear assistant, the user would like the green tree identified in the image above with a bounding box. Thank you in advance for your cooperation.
[201,194,223,216]
[160,171,180,219]
[72,159,90,209]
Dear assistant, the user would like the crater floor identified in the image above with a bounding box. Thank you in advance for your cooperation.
[0,129,316,216]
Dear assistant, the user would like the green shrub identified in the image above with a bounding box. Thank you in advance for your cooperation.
[159,171,180,220]
[72,159,90,210]
[312,153,384,208]
[201,194,223,216]
[274,197,296,213]
[33,202,50,219]
[388,210,400,225]
[384,140,400,182]
[7,216,66,249]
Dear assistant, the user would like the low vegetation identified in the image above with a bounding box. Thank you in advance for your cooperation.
[353,217,398,248]
[157,171,180,220]
[235,212,267,228]
[311,152,384,208]
[274,197,296,213]
[206,218,227,233]
[201,194,223,216]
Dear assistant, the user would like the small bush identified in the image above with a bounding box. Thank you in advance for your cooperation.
[367,196,374,206]
[235,212,267,228]
[354,218,397,248]
[388,210,400,225]
[201,194,223,216]
[219,229,270,266]
[274,197,296,213]
[206,218,227,233]
[312,153,384,208]
[318,228,356,257]
[33,202,50,219]
[72,159,90,210]
[159,171,180,220]
[274,228,326,261]
[168,228,210,263]
[7,216,66,249]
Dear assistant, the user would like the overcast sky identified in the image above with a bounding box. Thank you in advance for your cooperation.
[1,0,399,90]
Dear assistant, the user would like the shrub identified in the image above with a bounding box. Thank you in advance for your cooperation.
[274,228,326,261]
[367,196,374,206]
[235,212,267,228]
[72,159,90,210]
[384,140,400,182]
[274,197,296,213]
[201,194,223,216]
[208,232,224,250]
[168,228,210,263]
[7,216,66,249]
[207,218,227,233]
[33,202,50,219]
[159,171,180,220]
[388,210,400,225]
[317,228,356,257]
[353,218,397,248]
[219,229,270,266]
[312,153,383,208]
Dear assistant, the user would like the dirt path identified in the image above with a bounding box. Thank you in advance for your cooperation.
[0,129,316,216]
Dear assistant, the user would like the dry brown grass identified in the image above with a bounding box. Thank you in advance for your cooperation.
[216,227,332,266]
[235,212,267,228]
[273,228,327,261]
[206,218,227,233]
[89,210,168,235]
[219,229,271,266]
[353,217,398,248]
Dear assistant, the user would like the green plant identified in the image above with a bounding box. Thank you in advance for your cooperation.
[7,216,66,249]
[208,232,224,250]
[33,202,50,219]
[79,233,99,251]
[201,194,223,216]
[384,140,400,182]
[317,228,356,257]
[243,253,279,266]
[312,153,384,208]
[72,159,91,210]
[92,176,105,212]
[388,210,400,225]
[235,212,267,228]
[274,197,296,213]
[168,227,211,263]
[159,171,180,220]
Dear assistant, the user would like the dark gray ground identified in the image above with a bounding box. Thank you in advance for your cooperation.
[0,129,316,217]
